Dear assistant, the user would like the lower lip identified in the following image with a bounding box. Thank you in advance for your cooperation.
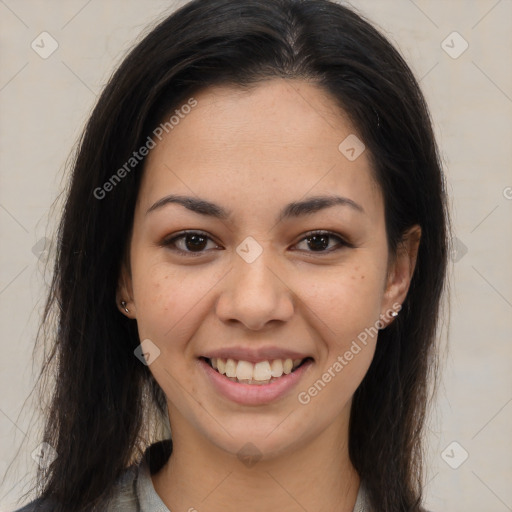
[198,358,313,405]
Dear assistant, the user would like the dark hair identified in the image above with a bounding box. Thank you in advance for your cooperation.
[13,0,449,510]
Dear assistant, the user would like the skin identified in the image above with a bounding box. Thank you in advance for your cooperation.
[117,78,421,512]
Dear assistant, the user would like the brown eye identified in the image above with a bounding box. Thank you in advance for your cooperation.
[162,231,220,256]
[306,234,330,251]
[181,233,208,251]
[294,231,351,253]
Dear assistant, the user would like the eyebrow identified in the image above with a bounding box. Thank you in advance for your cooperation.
[146,193,364,221]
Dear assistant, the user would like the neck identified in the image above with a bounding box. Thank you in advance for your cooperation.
[152,409,361,512]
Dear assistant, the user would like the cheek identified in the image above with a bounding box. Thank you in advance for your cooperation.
[295,263,384,412]
[130,258,219,346]
[296,259,386,337]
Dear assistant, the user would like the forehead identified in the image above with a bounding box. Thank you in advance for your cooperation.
[138,79,382,220]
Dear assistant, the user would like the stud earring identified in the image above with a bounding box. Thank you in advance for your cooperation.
[121,301,129,313]
[390,311,399,317]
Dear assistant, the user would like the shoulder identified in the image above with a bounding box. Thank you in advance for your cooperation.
[10,495,61,512]
[10,440,172,512]
[10,465,140,512]
[10,498,56,512]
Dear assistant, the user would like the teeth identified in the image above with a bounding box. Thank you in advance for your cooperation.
[253,361,272,381]
[225,358,237,378]
[270,359,283,377]
[236,360,254,380]
[208,357,305,382]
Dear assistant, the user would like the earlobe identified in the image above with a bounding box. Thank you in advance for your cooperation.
[116,261,135,318]
[381,224,422,325]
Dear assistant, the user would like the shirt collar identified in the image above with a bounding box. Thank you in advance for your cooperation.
[136,454,171,512]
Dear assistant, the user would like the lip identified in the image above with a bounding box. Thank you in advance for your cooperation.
[201,346,311,364]
[198,357,314,405]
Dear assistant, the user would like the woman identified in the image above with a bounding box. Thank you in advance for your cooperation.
[12,0,449,510]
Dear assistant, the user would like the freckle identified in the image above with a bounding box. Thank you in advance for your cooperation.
[360,275,365,279]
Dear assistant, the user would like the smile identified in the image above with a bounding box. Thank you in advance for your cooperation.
[198,356,314,405]
[202,356,311,384]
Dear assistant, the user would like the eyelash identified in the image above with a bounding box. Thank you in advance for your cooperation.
[160,230,353,257]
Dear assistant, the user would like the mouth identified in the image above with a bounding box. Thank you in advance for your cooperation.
[199,356,313,385]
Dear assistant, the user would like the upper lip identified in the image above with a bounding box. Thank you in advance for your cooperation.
[201,347,312,364]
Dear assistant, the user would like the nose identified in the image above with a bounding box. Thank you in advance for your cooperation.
[215,248,295,331]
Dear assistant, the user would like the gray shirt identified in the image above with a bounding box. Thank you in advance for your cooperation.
[12,443,371,511]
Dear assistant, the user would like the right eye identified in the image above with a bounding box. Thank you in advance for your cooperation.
[161,230,222,257]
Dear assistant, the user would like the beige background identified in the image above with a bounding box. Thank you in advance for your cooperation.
[1,1,511,510]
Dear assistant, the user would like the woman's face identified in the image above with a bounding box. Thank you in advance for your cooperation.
[119,79,418,459]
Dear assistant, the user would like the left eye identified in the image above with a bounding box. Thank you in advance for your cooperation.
[293,231,349,253]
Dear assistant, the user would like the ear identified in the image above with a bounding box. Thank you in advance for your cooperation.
[380,224,421,326]
[116,258,136,319]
